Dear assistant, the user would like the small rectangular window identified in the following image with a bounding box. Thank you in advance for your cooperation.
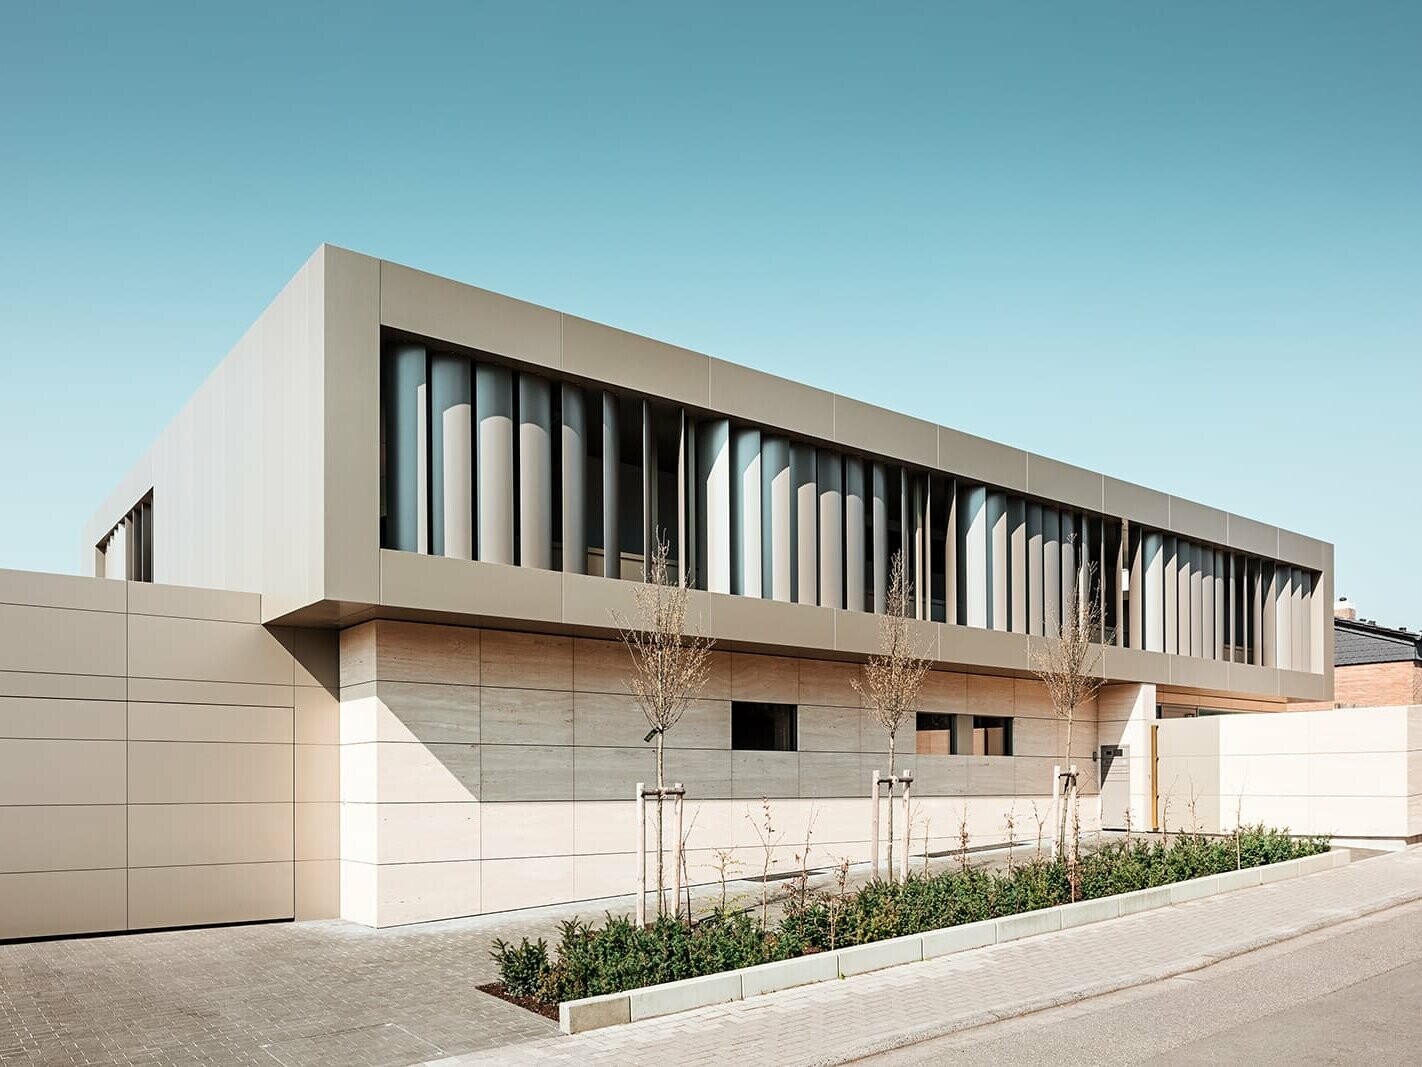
[915,712,953,755]
[731,702,797,751]
[972,715,1013,756]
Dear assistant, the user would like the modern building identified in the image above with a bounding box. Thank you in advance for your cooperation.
[0,246,1333,939]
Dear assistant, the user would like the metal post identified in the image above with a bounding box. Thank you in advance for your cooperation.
[635,782,646,926]
[1050,764,1062,860]
[870,769,881,880]
[672,785,684,920]
[900,771,913,882]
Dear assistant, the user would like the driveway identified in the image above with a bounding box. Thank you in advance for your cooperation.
[0,842,1036,1066]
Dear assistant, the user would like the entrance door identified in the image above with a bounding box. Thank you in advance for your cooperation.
[1100,744,1131,830]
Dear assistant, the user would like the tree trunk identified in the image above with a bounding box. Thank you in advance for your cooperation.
[885,732,896,882]
[655,732,665,917]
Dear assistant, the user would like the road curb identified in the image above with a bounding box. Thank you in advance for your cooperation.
[556,850,1351,1036]
[805,869,1422,1066]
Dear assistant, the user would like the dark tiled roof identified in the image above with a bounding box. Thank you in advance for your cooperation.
[1335,618,1422,666]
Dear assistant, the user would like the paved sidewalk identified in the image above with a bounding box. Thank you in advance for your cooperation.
[434,847,1422,1067]
[863,896,1422,1064]
[0,842,1029,1067]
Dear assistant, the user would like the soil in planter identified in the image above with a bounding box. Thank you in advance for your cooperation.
[478,981,560,1022]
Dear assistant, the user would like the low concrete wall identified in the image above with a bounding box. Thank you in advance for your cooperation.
[0,569,339,940]
[558,850,1350,1034]
[1156,706,1422,843]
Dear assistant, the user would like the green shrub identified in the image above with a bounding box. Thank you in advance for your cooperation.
[489,936,551,999]
[493,826,1329,1006]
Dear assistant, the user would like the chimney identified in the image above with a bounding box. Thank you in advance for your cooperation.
[1335,597,1357,621]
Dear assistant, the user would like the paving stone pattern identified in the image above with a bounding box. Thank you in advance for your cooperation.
[436,847,1422,1067]
[0,836,1374,1067]
[0,833,1053,1067]
[0,914,557,1066]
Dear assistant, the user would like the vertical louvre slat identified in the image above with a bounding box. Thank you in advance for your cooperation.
[944,479,959,625]
[642,401,657,568]
[476,363,514,565]
[871,462,888,613]
[793,443,818,605]
[988,490,1007,632]
[1042,507,1061,637]
[965,485,988,629]
[730,426,761,597]
[561,384,587,574]
[844,456,866,612]
[1144,531,1164,653]
[1008,497,1027,634]
[518,374,552,569]
[600,392,620,579]
[1027,502,1044,637]
[818,450,843,610]
[696,418,730,594]
[765,437,792,602]
[382,342,426,553]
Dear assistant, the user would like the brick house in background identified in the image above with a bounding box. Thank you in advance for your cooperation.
[1294,599,1422,709]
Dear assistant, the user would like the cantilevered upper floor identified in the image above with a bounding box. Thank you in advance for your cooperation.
[84,245,1333,702]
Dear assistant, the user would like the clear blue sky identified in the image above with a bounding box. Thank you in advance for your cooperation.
[1,3,1418,625]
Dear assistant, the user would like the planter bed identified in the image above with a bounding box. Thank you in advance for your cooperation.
[557,848,1347,1034]
[487,828,1339,1034]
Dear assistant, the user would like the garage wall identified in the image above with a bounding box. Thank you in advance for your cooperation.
[0,569,338,940]
[1155,705,1422,844]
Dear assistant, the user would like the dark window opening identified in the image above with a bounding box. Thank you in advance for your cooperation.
[732,702,797,751]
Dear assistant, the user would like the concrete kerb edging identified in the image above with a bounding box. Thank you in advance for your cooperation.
[557,849,1354,1035]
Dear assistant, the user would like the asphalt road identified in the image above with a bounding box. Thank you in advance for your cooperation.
[857,895,1422,1065]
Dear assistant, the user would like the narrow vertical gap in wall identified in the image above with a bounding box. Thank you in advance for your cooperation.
[511,373,522,565]
[550,385,564,571]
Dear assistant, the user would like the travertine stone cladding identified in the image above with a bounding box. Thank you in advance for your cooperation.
[336,619,1102,925]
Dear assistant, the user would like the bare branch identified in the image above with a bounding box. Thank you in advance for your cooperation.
[853,551,932,881]
[612,533,716,744]
[853,551,933,751]
[1027,542,1105,751]
[1027,536,1103,854]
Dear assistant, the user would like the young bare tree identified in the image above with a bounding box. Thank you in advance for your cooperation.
[854,551,932,881]
[1028,538,1104,855]
[747,797,784,928]
[615,533,715,918]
